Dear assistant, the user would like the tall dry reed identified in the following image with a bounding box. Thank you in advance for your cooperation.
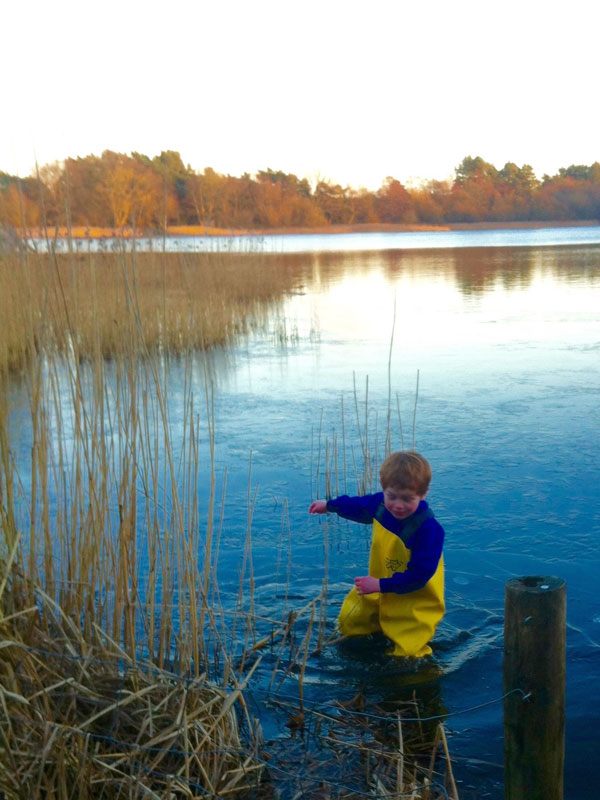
[0,242,298,797]
[0,238,455,799]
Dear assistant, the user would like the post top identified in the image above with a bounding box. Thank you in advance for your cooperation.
[506,575,565,593]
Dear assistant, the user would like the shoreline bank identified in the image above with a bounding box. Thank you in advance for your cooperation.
[17,219,600,240]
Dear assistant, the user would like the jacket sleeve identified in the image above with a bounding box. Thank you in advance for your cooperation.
[379,519,444,594]
[325,493,381,525]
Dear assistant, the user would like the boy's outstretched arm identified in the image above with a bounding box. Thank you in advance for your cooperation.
[309,500,328,514]
[354,576,380,595]
[317,494,380,524]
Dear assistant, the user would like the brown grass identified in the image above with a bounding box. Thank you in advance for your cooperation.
[0,249,303,374]
[0,580,263,799]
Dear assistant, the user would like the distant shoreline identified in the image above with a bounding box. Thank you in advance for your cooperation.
[20,219,600,240]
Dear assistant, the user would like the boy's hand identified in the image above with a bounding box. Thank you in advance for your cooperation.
[354,576,380,595]
[309,500,327,514]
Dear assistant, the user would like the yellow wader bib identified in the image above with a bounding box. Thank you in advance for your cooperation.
[338,516,444,657]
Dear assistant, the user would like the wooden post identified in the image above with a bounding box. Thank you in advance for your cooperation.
[503,575,566,800]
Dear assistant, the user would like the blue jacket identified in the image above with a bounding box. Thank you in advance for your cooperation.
[326,493,445,594]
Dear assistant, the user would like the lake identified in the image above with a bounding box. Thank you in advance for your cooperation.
[12,227,600,797]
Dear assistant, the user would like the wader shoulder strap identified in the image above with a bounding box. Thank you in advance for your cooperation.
[374,503,434,544]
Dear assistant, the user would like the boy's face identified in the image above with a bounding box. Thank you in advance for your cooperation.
[383,485,427,520]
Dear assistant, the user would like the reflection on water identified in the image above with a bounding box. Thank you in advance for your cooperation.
[8,238,600,798]
[276,242,600,296]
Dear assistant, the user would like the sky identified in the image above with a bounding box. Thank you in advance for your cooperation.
[2,0,599,190]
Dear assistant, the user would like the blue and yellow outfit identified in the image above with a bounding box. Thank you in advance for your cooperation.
[327,493,445,657]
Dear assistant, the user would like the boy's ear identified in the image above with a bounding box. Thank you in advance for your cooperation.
[422,488,430,498]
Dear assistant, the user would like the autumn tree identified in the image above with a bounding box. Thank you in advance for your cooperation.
[187,168,222,227]
[252,169,324,227]
[256,169,312,199]
[487,162,538,220]
[100,151,164,229]
[442,156,499,221]
[225,174,256,228]
[63,155,112,226]
[36,162,66,225]
[410,180,448,224]
[374,177,415,223]
[313,180,353,224]
[346,188,378,224]
[0,180,40,228]
[147,150,193,224]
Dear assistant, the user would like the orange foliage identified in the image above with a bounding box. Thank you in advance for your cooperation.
[2,153,600,234]
[1,183,40,228]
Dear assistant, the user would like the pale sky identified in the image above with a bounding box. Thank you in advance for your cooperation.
[2,0,598,189]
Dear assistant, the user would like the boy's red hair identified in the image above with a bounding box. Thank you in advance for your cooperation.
[379,451,432,495]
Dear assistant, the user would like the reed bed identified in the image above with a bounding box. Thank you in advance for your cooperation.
[0,238,459,798]
[0,247,304,374]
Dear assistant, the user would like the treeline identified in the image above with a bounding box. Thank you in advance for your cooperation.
[2,152,600,231]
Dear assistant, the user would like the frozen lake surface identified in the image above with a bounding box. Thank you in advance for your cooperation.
[11,230,600,797]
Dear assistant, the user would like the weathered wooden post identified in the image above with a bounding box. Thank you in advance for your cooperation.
[503,575,566,800]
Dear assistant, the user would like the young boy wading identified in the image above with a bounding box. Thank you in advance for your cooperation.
[309,451,445,657]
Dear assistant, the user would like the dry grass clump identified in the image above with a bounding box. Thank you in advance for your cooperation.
[0,569,265,800]
[0,247,304,373]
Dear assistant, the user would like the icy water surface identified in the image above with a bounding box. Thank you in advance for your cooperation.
[10,236,600,797]
[196,242,600,798]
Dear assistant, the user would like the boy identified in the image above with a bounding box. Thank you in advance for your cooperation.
[309,451,444,657]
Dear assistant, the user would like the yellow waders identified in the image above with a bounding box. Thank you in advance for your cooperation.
[338,516,444,657]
